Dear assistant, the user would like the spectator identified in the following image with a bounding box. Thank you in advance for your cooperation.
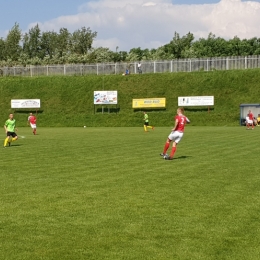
[122,68,130,76]
[137,62,142,74]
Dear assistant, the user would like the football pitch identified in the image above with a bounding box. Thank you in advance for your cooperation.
[1,126,260,260]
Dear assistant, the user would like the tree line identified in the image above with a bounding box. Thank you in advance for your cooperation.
[1,23,260,66]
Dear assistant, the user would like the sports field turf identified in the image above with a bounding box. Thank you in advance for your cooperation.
[1,126,260,260]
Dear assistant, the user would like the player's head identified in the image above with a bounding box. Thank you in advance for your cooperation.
[249,110,251,113]
[30,112,33,116]
[9,113,14,119]
[177,107,184,114]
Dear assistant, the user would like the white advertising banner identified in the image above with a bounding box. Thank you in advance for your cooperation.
[94,91,118,105]
[178,96,214,106]
[11,99,41,108]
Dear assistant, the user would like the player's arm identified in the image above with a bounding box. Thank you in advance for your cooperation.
[186,117,191,124]
[4,124,7,133]
[172,118,179,131]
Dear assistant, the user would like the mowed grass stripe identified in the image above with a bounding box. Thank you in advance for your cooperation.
[1,127,260,260]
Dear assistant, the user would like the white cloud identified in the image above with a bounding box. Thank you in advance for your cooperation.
[27,0,260,51]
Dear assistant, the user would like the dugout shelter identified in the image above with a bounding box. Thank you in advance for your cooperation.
[240,103,260,125]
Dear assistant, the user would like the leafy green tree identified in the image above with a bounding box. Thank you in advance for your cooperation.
[0,38,5,60]
[57,28,70,57]
[22,24,42,58]
[164,32,194,59]
[4,23,22,61]
[70,27,97,55]
[192,33,229,57]
[40,31,58,59]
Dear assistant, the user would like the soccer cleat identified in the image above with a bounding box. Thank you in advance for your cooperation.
[160,153,167,157]
[164,156,173,160]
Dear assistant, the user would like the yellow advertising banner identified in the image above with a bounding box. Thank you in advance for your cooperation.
[132,98,166,108]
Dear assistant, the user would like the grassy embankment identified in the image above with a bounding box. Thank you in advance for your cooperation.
[0,69,259,127]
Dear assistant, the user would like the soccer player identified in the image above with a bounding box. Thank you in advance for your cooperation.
[28,112,37,135]
[143,111,154,132]
[246,110,254,130]
[4,113,18,147]
[160,107,190,160]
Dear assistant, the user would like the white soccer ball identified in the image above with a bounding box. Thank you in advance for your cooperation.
[84,126,86,128]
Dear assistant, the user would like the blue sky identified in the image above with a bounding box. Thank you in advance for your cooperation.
[1,0,260,51]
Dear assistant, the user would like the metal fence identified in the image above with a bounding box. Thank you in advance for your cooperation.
[0,55,260,77]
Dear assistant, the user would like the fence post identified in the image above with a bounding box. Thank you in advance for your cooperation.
[97,64,98,75]
[207,59,209,72]
[30,65,33,77]
[47,65,49,76]
[154,61,156,73]
[245,56,247,69]
[226,57,229,70]
[64,65,66,75]
[190,59,192,72]
[13,66,15,76]
[115,63,116,75]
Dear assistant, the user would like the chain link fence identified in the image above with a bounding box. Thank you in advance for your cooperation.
[0,56,260,77]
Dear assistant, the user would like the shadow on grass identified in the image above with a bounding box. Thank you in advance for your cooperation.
[173,155,192,160]
[9,144,22,147]
[184,107,214,112]
[14,110,44,114]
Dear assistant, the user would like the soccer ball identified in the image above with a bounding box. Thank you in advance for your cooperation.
[163,154,169,159]
[84,126,86,128]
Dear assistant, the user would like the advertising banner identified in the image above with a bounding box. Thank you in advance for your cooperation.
[94,91,118,105]
[132,98,166,108]
[11,99,41,108]
[178,96,214,106]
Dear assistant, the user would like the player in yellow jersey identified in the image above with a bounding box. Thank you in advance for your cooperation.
[143,112,154,132]
[4,113,18,147]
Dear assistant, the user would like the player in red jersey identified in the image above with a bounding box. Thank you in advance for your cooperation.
[246,110,254,130]
[160,107,190,160]
[28,113,37,135]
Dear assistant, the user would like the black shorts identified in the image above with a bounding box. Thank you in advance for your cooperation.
[144,122,149,126]
[7,131,17,138]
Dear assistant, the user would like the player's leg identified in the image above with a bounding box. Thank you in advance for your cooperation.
[4,132,11,147]
[169,142,178,159]
[144,122,148,132]
[33,124,36,135]
[161,135,172,156]
[166,132,183,159]
[11,132,18,142]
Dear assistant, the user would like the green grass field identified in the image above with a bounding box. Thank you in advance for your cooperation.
[1,126,260,260]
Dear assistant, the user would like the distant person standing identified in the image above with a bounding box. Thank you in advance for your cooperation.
[246,110,254,130]
[160,108,190,160]
[28,112,37,135]
[143,112,154,132]
[137,62,142,74]
[4,113,18,147]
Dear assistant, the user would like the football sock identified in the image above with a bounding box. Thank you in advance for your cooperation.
[4,137,9,147]
[144,125,147,132]
[163,142,170,154]
[12,138,17,142]
[147,126,153,129]
[170,147,177,158]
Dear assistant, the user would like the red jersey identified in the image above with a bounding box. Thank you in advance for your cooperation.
[248,112,254,120]
[29,115,36,124]
[174,114,188,132]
